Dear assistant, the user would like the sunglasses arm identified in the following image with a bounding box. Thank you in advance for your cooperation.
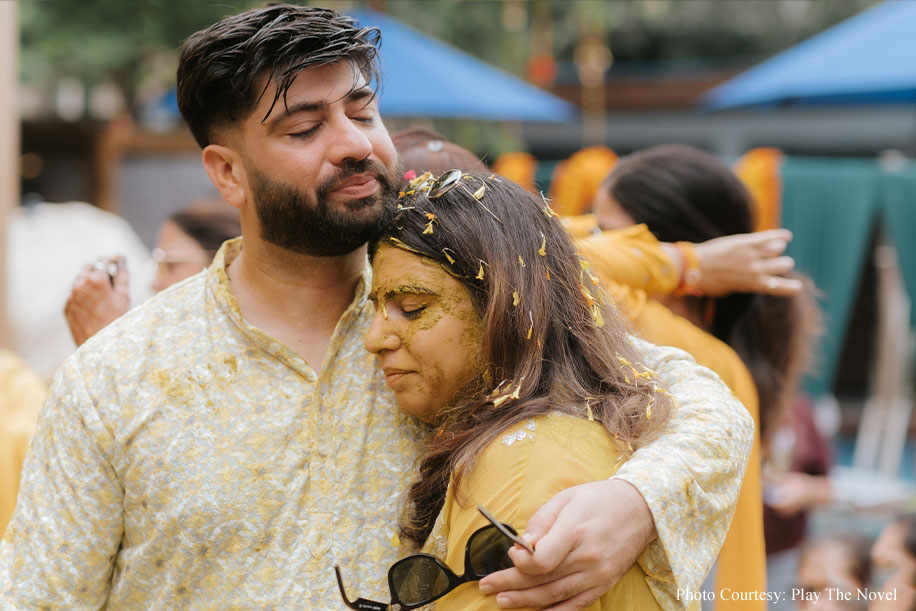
[334,565,391,611]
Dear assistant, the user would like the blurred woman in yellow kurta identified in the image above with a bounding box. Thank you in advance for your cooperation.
[0,351,46,534]
[590,144,820,611]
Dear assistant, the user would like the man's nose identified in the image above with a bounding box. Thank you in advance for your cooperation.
[328,115,373,165]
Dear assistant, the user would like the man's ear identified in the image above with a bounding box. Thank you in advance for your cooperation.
[202,144,247,209]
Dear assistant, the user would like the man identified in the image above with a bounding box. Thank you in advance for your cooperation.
[0,6,752,609]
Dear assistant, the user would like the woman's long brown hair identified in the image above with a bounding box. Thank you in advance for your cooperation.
[371,172,673,548]
[604,144,821,440]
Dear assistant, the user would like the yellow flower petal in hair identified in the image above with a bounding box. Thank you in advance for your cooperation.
[408,171,432,190]
[443,248,456,264]
[585,399,595,422]
[527,311,534,339]
[491,377,524,408]
[512,291,520,307]
[591,304,605,328]
[388,236,423,255]
[546,266,550,280]
[473,184,487,200]
[476,261,485,280]
[538,234,546,256]
[422,212,437,235]
[540,192,560,219]
[646,396,655,420]
[518,254,525,267]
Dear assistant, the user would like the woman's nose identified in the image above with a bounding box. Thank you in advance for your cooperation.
[364,307,401,353]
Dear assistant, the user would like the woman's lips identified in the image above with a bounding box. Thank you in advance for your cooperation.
[383,368,414,387]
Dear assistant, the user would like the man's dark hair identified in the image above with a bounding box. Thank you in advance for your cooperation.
[177,4,381,148]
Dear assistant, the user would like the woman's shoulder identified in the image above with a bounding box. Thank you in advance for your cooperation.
[460,414,624,520]
[479,413,619,467]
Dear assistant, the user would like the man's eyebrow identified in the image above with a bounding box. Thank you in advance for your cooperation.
[346,87,375,106]
[267,100,326,131]
[267,87,376,131]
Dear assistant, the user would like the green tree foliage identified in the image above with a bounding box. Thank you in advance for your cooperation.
[20,0,880,105]
[19,0,262,106]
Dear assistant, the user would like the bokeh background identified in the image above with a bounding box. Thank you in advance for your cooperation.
[3,1,916,606]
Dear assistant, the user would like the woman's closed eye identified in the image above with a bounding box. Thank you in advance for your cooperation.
[401,304,426,319]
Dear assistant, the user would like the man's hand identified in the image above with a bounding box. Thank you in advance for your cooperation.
[64,256,131,346]
[692,228,802,297]
[478,479,655,610]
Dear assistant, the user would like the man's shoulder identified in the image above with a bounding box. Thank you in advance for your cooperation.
[70,273,214,372]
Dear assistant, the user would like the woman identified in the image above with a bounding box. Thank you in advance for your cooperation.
[65,199,241,346]
[593,144,820,609]
[361,170,679,609]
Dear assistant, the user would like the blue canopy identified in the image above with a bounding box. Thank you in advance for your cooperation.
[703,1,916,109]
[349,9,576,122]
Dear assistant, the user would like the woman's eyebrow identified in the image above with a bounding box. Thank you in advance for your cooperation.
[384,284,439,300]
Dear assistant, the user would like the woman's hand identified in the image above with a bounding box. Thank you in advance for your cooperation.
[64,256,131,346]
[691,228,803,297]
[478,479,654,609]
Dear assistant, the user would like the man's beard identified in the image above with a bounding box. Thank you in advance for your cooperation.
[248,158,398,257]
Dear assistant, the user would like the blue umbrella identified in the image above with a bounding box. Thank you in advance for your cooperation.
[349,9,577,122]
[703,0,916,109]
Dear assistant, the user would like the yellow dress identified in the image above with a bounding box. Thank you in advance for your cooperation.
[569,218,767,611]
[424,413,663,610]
[0,351,46,535]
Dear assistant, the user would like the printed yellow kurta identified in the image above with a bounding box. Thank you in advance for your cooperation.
[570,219,767,609]
[0,240,424,608]
[1,238,752,609]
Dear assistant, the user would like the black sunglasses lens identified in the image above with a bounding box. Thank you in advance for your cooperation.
[391,556,452,606]
[467,525,515,577]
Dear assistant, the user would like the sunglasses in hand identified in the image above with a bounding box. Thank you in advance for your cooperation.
[335,506,534,610]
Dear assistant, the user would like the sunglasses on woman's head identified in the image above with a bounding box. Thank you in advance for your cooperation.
[334,506,532,610]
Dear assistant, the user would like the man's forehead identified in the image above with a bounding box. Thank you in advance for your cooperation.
[257,62,372,120]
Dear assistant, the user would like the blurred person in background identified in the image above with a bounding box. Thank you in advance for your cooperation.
[0,351,46,535]
[7,201,153,379]
[870,517,916,611]
[764,394,835,606]
[592,143,822,611]
[795,534,872,611]
[872,513,916,574]
[391,126,487,176]
[64,199,240,346]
